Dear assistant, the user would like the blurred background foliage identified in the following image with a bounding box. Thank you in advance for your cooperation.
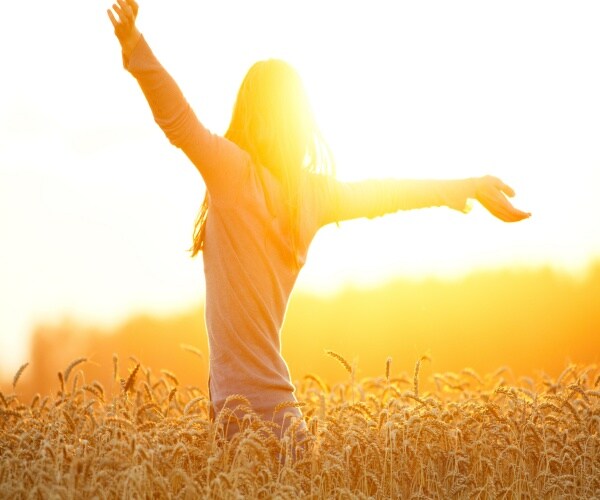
[4,264,599,400]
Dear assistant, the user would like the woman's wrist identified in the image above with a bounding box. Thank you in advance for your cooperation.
[464,177,480,199]
[121,27,142,61]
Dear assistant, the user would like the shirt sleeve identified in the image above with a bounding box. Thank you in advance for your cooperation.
[317,177,476,227]
[124,36,249,203]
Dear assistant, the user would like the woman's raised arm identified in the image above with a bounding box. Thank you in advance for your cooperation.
[107,1,248,201]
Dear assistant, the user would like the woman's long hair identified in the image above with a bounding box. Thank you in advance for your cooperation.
[190,59,334,261]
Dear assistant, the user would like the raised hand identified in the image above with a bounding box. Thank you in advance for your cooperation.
[107,0,141,59]
[474,175,531,222]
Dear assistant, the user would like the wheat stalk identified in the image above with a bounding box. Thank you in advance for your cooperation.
[183,396,205,415]
[122,363,140,394]
[304,373,328,392]
[0,356,598,498]
[12,362,29,389]
[161,370,179,386]
[273,401,305,415]
[326,350,352,374]
[63,358,87,383]
[62,410,76,433]
[112,353,119,382]
[413,355,430,399]
[57,371,65,395]
[180,344,204,360]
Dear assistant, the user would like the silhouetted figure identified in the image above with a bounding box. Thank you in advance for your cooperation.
[108,0,530,438]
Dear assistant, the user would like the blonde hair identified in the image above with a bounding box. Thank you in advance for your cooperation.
[190,59,334,260]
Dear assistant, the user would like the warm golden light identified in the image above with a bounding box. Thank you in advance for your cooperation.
[1,1,599,378]
[1,2,599,497]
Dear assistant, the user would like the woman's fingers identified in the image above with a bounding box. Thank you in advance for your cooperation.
[474,176,530,222]
[117,0,134,21]
[107,9,118,29]
[477,184,531,222]
[483,175,515,198]
[107,0,141,56]
[108,0,138,42]
[109,1,136,29]
[477,176,531,222]
[110,4,124,25]
[112,3,130,26]
[128,0,139,17]
[498,180,515,198]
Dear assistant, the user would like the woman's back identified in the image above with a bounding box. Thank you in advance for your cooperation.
[202,158,323,424]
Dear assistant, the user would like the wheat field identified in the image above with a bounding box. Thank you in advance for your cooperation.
[1,355,599,499]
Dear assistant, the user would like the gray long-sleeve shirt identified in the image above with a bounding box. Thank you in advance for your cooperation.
[125,36,474,431]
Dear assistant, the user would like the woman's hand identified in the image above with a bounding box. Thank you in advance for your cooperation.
[473,175,531,222]
[107,0,141,60]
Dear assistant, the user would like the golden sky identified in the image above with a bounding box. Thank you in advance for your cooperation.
[1,0,599,374]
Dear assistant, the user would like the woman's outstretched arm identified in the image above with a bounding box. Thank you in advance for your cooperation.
[107,0,248,200]
[318,175,530,227]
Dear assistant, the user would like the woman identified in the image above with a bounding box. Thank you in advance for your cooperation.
[107,0,530,438]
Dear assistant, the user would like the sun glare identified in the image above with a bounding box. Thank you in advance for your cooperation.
[1,5,599,497]
[0,0,599,378]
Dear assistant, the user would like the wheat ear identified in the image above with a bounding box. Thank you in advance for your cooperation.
[326,350,352,374]
[64,357,87,383]
[12,362,29,390]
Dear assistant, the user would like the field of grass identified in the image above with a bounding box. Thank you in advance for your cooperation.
[1,356,599,499]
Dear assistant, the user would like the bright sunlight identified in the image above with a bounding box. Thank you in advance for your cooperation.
[2,0,599,373]
[1,1,599,498]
